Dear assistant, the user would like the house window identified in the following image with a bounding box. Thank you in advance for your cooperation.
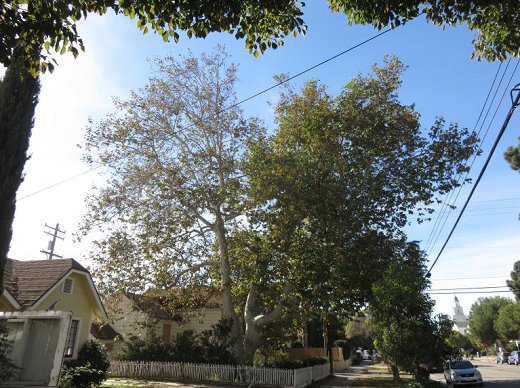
[62,279,74,294]
[64,319,79,358]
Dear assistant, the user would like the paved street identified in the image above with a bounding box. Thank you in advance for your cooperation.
[431,359,520,388]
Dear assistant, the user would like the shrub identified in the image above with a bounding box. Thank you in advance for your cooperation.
[61,340,110,388]
[268,357,328,369]
[291,340,304,348]
[120,318,236,364]
[0,325,17,385]
[59,365,106,388]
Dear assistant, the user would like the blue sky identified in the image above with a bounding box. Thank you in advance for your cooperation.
[7,1,520,318]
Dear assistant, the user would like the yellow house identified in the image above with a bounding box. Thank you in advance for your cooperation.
[1,258,108,360]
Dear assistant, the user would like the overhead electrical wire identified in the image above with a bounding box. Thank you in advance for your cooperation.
[431,275,509,281]
[14,29,394,203]
[426,61,519,257]
[424,58,511,256]
[422,61,506,253]
[16,165,103,202]
[426,75,520,277]
[428,286,508,291]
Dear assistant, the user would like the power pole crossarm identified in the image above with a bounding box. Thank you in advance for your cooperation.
[40,223,65,260]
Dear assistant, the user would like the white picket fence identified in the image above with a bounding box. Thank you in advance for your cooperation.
[109,361,339,387]
[110,361,294,386]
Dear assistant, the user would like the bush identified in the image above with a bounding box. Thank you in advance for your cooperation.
[268,357,328,369]
[0,325,17,385]
[120,318,236,364]
[405,380,444,388]
[59,365,106,388]
[61,340,110,388]
[290,340,304,348]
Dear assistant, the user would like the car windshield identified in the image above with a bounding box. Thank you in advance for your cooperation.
[502,353,510,356]
[451,361,474,369]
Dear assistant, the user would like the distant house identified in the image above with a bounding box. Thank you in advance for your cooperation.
[108,291,222,353]
[0,258,108,360]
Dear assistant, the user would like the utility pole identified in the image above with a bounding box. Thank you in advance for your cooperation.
[40,223,65,260]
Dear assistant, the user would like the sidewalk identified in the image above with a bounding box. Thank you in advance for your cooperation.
[318,361,370,388]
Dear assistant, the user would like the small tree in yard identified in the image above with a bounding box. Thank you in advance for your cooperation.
[371,249,458,383]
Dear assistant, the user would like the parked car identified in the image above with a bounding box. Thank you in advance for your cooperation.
[444,360,483,386]
[496,352,510,364]
[508,351,520,365]
[362,350,371,360]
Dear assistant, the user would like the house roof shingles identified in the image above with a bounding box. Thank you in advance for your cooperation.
[3,258,88,307]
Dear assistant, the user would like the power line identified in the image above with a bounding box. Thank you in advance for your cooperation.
[16,165,102,202]
[426,78,520,277]
[224,29,392,113]
[425,61,519,257]
[423,61,505,253]
[429,286,508,291]
[431,275,509,281]
[16,30,394,203]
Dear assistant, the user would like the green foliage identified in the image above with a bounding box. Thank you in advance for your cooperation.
[0,325,17,385]
[267,357,328,369]
[0,57,40,294]
[371,258,458,381]
[328,0,519,61]
[59,364,106,388]
[2,0,517,75]
[1,0,306,74]
[506,260,520,300]
[244,55,478,321]
[468,296,514,344]
[120,320,236,364]
[62,340,110,388]
[345,317,374,351]
[291,340,304,348]
[504,140,520,173]
[494,301,520,341]
[66,340,110,372]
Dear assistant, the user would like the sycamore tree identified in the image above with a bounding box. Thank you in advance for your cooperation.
[244,54,479,317]
[371,253,458,382]
[81,51,479,363]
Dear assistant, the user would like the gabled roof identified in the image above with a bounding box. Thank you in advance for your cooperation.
[3,258,108,321]
[4,258,88,307]
[90,322,121,341]
[125,287,221,321]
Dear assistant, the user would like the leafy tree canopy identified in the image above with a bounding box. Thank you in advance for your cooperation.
[506,260,520,300]
[329,0,520,61]
[468,296,514,345]
[1,0,306,74]
[494,302,520,342]
[2,0,518,74]
[81,49,479,362]
[371,256,458,382]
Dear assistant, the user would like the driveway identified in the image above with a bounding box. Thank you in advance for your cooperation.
[430,359,520,388]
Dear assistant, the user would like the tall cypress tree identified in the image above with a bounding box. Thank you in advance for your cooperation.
[0,58,41,292]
